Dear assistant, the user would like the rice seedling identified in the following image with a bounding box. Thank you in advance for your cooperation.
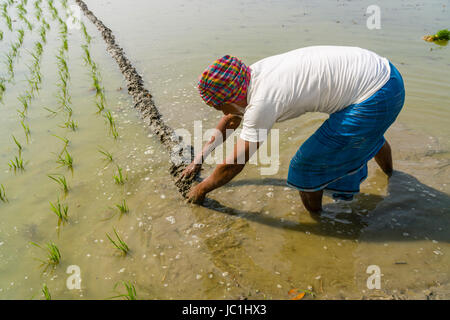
[5,53,14,78]
[28,53,39,70]
[31,49,41,65]
[34,0,42,19]
[18,13,33,31]
[110,281,137,300]
[95,100,105,114]
[56,65,70,108]
[0,184,8,203]
[50,8,58,21]
[44,106,59,116]
[39,25,46,43]
[52,134,69,148]
[92,73,104,97]
[98,147,113,162]
[17,3,26,15]
[27,73,41,95]
[47,174,69,194]
[29,80,39,95]
[61,36,68,51]
[0,80,5,102]
[29,68,41,86]
[31,72,41,89]
[57,74,68,93]
[56,77,69,96]
[113,165,126,185]
[56,53,69,77]
[81,32,116,139]
[17,29,25,45]
[30,241,61,270]
[50,197,68,222]
[12,135,23,154]
[18,93,31,111]
[11,41,20,57]
[42,18,50,31]
[59,21,68,35]
[42,284,51,300]
[32,46,41,59]
[111,125,119,139]
[63,118,78,131]
[106,228,129,254]
[25,19,33,31]
[17,108,26,120]
[21,121,31,142]
[9,154,25,171]
[56,148,73,169]
[35,10,42,20]
[81,23,91,44]
[103,109,114,126]
[51,7,59,21]
[56,83,70,106]
[104,110,119,139]
[48,0,58,20]
[35,41,43,57]
[62,103,73,117]
[0,30,3,41]
[81,44,92,66]
[3,13,12,31]
[116,199,129,214]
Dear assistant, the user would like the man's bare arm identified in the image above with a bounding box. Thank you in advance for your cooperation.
[187,138,260,203]
[179,114,242,180]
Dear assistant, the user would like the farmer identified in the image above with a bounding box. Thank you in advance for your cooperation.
[181,46,405,214]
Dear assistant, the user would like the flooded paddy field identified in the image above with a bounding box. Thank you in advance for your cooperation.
[0,0,448,299]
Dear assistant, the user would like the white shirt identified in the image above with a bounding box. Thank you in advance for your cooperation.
[240,46,391,142]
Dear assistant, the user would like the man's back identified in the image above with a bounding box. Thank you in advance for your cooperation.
[247,46,391,119]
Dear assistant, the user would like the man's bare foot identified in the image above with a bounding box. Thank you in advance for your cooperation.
[299,190,323,214]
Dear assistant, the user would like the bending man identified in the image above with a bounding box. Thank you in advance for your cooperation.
[181,46,405,214]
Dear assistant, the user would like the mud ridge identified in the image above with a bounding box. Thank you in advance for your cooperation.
[75,0,196,196]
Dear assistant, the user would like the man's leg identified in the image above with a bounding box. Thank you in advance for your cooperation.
[299,190,323,214]
[374,140,393,176]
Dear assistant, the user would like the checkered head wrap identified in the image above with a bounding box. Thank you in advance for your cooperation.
[198,55,251,107]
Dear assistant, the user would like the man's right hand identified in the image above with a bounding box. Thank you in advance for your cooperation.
[178,162,201,181]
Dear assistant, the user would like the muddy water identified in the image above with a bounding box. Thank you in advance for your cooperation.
[0,0,449,299]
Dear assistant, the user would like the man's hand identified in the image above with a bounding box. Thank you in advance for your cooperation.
[179,115,242,184]
[186,138,260,205]
[179,162,201,181]
[186,184,206,204]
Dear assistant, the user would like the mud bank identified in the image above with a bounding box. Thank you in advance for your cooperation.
[75,0,195,196]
